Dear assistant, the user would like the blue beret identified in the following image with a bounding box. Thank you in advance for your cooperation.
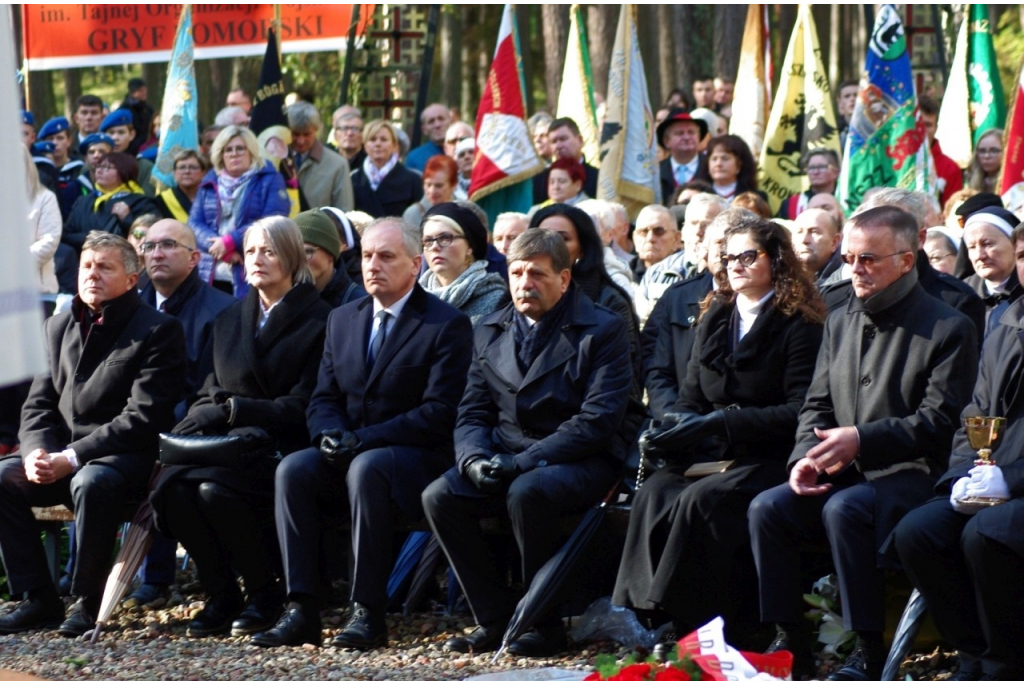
[39,116,69,140]
[79,133,115,155]
[20,110,34,127]
[100,109,133,132]
[31,141,55,155]
[138,146,158,161]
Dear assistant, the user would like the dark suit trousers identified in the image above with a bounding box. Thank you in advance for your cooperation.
[276,445,445,614]
[892,497,1024,679]
[748,476,883,632]
[422,459,618,626]
[0,458,136,599]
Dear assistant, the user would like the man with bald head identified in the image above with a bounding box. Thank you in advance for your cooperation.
[125,219,234,607]
[406,103,452,173]
[792,208,842,283]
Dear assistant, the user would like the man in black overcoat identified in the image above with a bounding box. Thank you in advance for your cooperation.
[747,207,978,680]
[891,224,1024,680]
[0,232,186,636]
[422,228,632,657]
[251,217,472,650]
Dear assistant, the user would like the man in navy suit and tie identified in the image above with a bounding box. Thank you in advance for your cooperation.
[251,217,473,650]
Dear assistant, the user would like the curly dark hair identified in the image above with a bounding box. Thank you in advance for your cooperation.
[697,134,759,194]
[701,218,825,324]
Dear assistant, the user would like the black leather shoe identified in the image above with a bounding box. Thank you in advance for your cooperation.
[766,627,816,680]
[57,599,98,638]
[186,592,245,638]
[330,602,387,650]
[251,603,322,648]
[0,597,64,634]
[444,620,506,654]
[231,586,284,637]
[507,625,567,657]
[827,646,883,681]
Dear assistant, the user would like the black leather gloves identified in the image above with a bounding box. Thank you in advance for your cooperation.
[319,429,362,471]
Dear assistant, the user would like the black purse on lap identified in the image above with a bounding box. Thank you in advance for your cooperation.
[159,428,277,469]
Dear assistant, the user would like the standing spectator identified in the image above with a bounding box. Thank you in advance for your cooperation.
[532,158,589,213]
[692,77,715,109]
[190,125,291,298]
[119,77,154,156]
[453,138,474,200]
[72,95,104,148]
[63,152,159,255]
[531,118,599,203]
[443,121,474,158]
[713,77,734,119]
[777,150,840,220]
[696,135,760,201]
[657,110,709,205]
[24,148,62,313]
[836,79,859,149]
[806,192,846,228]
[20,111,36,147]
[918,96,964,206]
[199,126,223,161]
[968,129,1004,194]
[286,101,354,211]
[350,120,423,219]
[492,212,529,256]
[528,112,554,162]
[402,155,458,228]
[61,133,114,219]
[226,88,253,115]
[38,117,84,201]
[100,109,154,195]
[405,104,452,173]
[155,150,208,223]
[331,108,366,169]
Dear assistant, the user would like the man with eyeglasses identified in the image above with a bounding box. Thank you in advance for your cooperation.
[633,205,685,326]
[777,149,840,220]
[122,219,235,609]
[287,102,354,212]
[330,107,366,169]
[747,206,978,680]
[0,231,187,637]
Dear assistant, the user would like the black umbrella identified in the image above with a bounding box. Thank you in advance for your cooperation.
[492,482,621,662]
[881,589,927,680]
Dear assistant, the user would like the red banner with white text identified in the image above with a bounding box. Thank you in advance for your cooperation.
[23,4,375,70]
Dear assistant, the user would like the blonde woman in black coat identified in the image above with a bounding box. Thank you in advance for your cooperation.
[151,216,331,639]
[612,217,825,645]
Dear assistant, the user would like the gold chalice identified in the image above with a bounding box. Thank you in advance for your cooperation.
[964,416,1006,466]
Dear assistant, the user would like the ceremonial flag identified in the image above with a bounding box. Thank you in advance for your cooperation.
[1000,65,1024,211]
[937,5,1007,168]
[757,4,840,214]
[596,4,659,217]
[837,4,935,214]
[0,9,46,384]
[729,4,773,157]
[153,4,198,190]
[557,4,599,164]
[470,4,546,225]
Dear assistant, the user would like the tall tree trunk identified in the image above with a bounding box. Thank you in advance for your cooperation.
[459,5,474,121]
[586,4,617,100]
[541,5,569,113]
[672,6,689,95]
[657,5,676,108]
[63,69,82,120]
[142,62,165,116]
[520,4,536,114]
[439,6,461,111]
[713,5,746,81]
[636,5,661,107]
[27,70,55,120]
[829,4,841,90]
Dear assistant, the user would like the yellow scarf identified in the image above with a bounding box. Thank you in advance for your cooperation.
[93,181,144,213]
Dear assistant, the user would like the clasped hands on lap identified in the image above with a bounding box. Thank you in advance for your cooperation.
[22,449,74,485]
[789,426,860,496]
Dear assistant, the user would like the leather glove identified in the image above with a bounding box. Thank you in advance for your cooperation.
[465,458,503,494]
[643,410,727,453]
[173,403,230,435]
[488,453,520,480]
[319,429,362,471]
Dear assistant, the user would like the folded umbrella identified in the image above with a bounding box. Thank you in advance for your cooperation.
[386,531,432,611]
[881,589,927,680]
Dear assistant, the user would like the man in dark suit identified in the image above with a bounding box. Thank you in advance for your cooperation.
[0,231,187,636]
[657,109,708,206]
[422,228,632,657]
[531,118,599,203]
[251,217,473,650]
[124,218,234,608]
[747,207,978,680]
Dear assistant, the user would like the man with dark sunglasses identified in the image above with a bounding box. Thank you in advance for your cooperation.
[747,206,978,680]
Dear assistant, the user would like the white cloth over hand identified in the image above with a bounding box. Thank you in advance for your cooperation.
[951,464,1010,514]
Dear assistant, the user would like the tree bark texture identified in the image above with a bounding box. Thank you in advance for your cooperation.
[713,5,747,81]
[541,5,569,114]
[586,4,617,99]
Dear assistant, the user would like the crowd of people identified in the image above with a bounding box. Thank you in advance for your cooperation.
[3,70,1024,680]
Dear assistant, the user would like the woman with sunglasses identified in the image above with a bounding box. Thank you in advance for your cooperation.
[613,217,825,649]
[62,151,160,256]
[418,202,508,326]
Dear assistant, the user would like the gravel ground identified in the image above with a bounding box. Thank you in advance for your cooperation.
[0,580,962,681]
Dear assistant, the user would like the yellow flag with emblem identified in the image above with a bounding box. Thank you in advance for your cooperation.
[758,4,841,214]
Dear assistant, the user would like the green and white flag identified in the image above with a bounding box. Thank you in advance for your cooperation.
[557,4,599,165]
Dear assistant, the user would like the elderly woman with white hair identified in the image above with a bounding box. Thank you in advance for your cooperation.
[152,216,332,641]
[190,125,291,298]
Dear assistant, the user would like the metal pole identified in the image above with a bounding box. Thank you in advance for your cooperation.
[930,4,948,89]
[339,4,363,108]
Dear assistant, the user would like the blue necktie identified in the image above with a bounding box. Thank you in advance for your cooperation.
[367,311,390,368]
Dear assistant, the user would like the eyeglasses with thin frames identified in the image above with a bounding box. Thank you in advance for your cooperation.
[141,239,194,254]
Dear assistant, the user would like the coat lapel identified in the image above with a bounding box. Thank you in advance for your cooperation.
[521,329,577,389]
[485,319,525,388]
[365,286,425,385]
[239,290,263,391]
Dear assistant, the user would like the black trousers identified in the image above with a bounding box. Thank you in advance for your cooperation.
[0,458,141,600]
[748,474,883,632]
[892,497,1024,679]
[158,480,277,597]
[275,445,446,614]
[422,458,618,626]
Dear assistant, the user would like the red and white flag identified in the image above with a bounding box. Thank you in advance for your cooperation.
[469,4,546,205]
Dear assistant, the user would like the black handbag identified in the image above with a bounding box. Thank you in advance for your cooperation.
[159,429,276,469]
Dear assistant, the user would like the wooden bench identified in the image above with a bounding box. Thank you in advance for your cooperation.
[32,505,75,586]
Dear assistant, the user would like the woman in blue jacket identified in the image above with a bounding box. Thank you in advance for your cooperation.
[190,125,290,298]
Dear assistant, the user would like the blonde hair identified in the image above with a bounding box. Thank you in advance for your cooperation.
[23,147,42,200]
[210,125,262,174]
[362,119,399,149]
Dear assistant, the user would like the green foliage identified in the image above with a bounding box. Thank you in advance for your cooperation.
[804,574,856,657]
[282,51,343,118]
[993,9,1024,106]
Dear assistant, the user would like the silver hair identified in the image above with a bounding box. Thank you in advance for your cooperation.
[363,217,422,260]
[287,101,323,132]
[494,212,529,232]
[576,199,616,237]
[82,231,139,275]
[245,216,313,286]
[637,204,678,231]
[685,193,730,221]
[213,106,248,127]
[856,188,928,230]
